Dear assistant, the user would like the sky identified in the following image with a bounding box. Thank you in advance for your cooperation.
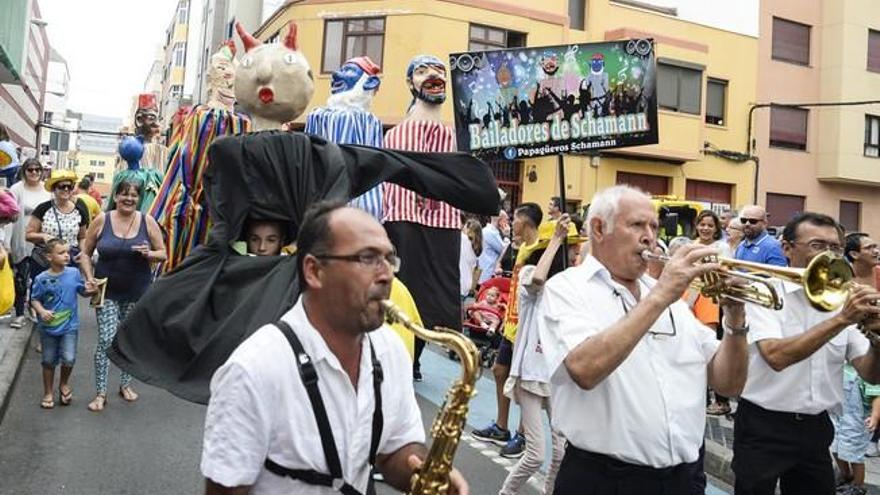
[37,0,759,121]
[40,0,180,120]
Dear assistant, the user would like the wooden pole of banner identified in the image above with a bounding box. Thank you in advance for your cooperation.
[557,153,568,269]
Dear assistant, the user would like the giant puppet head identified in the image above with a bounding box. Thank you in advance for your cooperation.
[540,50,560,76]
[205,40,237,111]
[406,55,447,107]
[234,21,315,130]
[325,56,381,112]
[135,94,160,137]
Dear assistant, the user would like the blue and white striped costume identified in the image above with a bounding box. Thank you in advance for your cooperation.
[304,108,384,220]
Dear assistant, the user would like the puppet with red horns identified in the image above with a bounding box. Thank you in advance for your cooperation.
[234,21,313,131]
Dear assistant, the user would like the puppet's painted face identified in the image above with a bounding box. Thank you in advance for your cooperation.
[409,63,447,105]
[208,56,236,102]
[331,62,366,94]
[234,22,315,126]
[541,54,559,76]
[591,55,605,73]
[135,109,158,136]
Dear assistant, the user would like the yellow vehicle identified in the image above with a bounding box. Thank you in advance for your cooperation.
[651,196,704,242]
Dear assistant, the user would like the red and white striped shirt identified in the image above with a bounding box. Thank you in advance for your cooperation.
[383,120,461,229]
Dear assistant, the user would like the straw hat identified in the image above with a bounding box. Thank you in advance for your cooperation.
[44,169,78,192]
[517,220,588,261]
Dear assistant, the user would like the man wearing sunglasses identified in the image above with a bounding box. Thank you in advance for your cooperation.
[734,205,787,267]
[202,202,468,495]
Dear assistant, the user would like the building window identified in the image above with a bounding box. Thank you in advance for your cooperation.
[468,24,527,51]
[770,106,808,150]
[866,114,880,158]
[869,29,880,73]
[266,30,280,44]
[685,179,732,207]
[705,78,727,126]
[765,192,805,227]
[322,18,385,73]
[616,171,669,196]
[177,1,189,24]
[96,173,105,180]
[170,84,183,98]
[42,111,53,124]
[569,0,586,30]
[173,42,186,67]
[772,17,811,66]
[488,160,522,210]
[839,200,861,232]
[657,62,702,115]
[89,160,97,166]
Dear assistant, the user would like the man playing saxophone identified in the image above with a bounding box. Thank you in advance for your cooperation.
[201,202,468,495]
[733,213,880,495]
[538,185,750,494]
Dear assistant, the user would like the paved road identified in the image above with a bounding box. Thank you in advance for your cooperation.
[0,303,732,494]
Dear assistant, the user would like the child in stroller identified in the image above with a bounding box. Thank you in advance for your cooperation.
[463,277,510,368]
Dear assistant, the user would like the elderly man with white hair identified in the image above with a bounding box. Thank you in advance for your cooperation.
[538,185,750,495]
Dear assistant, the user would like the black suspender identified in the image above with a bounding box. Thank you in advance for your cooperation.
[265,319,384,495]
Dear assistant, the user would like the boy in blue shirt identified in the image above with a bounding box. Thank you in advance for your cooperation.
[31,238,93,409]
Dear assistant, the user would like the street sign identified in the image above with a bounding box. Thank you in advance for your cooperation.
[450,39,659,161]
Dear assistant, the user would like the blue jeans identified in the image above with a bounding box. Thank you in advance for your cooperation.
[40,331,77,368]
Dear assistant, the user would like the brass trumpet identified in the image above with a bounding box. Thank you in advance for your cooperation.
[641,250,853,312]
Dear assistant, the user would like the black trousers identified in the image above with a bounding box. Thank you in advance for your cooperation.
[553,445,691,495]
[732,399,835,495]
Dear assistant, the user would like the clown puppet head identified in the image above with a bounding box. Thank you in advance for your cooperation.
[325,56,381,112]
[206,40,237,111]
[135,94,160,137]
[234,21,315,131]
[590,53,605,73]
[407,55,447,108]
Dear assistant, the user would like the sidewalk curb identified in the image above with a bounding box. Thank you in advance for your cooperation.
[704,437,735,486]
[0,325,32,423]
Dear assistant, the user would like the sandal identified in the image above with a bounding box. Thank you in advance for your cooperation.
[59,387,73,406]
[119,386,139,402]
[40,396,54,409]
[87,395,107,412]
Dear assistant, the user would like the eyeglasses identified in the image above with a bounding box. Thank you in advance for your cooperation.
[795,240,843,255]
[54,183,74,192]
[25,168,41,173]
[739,218,763,225]
[314,250,401,273]
[614,288,677,338]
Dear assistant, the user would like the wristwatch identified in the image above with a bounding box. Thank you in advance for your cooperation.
[723,318,750,336]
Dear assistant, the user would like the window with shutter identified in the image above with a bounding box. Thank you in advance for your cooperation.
[866,115,880,158]
[869,29,880,73]
[770,106,808,150]
[706,79,727,126]
[839,201,861,232]
[657,62,702,115]
[321,18,385,73]
[772,17,811,66]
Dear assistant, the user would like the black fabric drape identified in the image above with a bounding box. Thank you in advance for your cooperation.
[108,131,499,404]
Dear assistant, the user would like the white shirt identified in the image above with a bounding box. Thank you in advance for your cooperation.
[459,232,478,296]
[539,255,720,468]
[510,265,550,384]
[742,281,870,415]
[201,300,425,494]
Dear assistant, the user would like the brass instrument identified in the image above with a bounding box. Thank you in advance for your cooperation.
[381,300,480,495]
[641,250,853,312]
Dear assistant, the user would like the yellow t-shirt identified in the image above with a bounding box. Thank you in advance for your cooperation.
[77,194,101,223]
[389,278,418,359]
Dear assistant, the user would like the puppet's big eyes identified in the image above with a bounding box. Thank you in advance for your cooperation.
[241,56,253,68]
[283,53,297,65]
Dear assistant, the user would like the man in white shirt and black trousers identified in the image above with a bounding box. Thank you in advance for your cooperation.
[539,185,750,494]
[200,201,468,495]
[733,212,880,495]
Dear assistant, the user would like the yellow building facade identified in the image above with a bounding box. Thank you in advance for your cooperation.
[257,0,757,213]
[72,150,115,196]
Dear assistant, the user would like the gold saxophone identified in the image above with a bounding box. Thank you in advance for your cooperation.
[381,300,480,495]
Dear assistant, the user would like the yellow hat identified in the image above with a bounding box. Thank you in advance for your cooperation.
[44,169,78,192]
[517,220,588,263]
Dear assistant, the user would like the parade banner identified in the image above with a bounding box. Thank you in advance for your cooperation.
[450,39,659,161]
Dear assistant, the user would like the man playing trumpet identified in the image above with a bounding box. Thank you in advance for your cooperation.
[733,213,880,495]
[538,185,750,494]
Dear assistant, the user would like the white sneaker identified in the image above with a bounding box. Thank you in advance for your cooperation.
[865,442,880,458]
[9,316,25,329]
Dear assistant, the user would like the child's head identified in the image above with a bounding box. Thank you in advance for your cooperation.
[484,286,500,305]
[45,238,69,268]
[246,220,285,256]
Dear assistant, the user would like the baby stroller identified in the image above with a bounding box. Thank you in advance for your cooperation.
[462,276,510,368]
